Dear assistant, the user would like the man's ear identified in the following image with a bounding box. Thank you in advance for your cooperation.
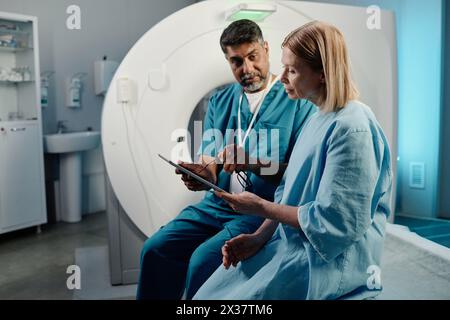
[223,46,230,60]
[264,41,269,54]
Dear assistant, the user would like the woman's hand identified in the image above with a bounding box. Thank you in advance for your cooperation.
[218,191,301,228]
[215,191,266,216]
[222,233,266,269]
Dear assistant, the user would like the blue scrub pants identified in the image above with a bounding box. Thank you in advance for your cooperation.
[136,201,263,300]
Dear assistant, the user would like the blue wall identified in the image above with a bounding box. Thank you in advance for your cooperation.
[306,0,444,218]
[397,0,443,218]
[439,0,449,219]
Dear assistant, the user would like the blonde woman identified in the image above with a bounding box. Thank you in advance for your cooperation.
[193,21,393,300]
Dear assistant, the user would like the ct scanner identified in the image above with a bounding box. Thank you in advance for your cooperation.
[101,0,399,286]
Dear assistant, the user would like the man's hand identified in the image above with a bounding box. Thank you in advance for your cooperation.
[218,145,282,181]
[176,161,217,191]
[218,144,250,174]
[222,233,265,269]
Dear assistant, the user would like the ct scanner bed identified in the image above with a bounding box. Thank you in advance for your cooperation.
[341,224,450,300]
[375,224,450,299]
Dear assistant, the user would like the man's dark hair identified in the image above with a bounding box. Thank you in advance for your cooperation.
[220,19,264,54]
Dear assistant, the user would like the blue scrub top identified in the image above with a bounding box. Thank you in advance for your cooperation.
[198,81,317,212]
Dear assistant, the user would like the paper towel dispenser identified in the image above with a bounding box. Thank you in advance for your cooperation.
[95,56,119,96]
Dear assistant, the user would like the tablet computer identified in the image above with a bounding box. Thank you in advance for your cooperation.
[158,154,227,193]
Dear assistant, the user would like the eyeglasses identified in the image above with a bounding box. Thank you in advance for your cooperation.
[236,170,253,190]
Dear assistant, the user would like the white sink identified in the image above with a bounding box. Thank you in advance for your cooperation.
[43,131,101,223]
[44,131,101,154]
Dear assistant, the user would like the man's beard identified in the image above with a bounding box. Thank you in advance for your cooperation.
[240,72,267,92]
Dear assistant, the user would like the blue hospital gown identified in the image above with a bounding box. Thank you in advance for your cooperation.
[193,100,393,300]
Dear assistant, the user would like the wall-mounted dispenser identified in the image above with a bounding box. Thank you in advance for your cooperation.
[66,73,87,108]
[94,56,119,96]
[40,71,54,108]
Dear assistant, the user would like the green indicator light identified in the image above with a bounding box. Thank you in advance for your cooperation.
[229,10,273,21]
[225,3,277,22]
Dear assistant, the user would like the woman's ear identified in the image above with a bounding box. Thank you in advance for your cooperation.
[320,71,326,84]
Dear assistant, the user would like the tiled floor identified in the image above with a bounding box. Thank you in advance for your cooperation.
[0,212,108,300]
[394,215,450,248]
[1,211,448,300]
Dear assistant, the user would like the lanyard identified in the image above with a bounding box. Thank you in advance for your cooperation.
[237,75,278,147]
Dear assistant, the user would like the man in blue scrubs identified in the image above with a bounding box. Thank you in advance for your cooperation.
[137,19,316,300]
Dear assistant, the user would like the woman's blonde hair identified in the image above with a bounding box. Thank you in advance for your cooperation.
[282,21,359,112]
